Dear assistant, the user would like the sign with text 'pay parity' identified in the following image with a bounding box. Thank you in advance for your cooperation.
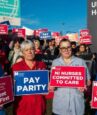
[14,70,49,96]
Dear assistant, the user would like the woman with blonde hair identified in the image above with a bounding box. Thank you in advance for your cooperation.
[34,40,42,54]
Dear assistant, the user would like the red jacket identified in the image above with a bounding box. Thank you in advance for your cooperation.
[12,60,46,115]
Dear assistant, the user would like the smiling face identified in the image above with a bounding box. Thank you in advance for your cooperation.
[59,40,72,59]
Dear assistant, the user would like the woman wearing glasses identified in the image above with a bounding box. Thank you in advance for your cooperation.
[51,39,91,115]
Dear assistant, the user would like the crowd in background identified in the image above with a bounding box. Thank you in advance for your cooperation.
[0,33,97,115]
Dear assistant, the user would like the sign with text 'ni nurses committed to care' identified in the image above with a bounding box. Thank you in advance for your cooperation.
[50,66,86,88]
[14,70,49,96]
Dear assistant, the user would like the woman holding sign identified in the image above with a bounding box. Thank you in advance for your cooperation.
[12,40,46,115]
[50,39,91,115]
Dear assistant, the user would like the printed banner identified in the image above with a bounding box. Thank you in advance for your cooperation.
[12,28,25,38]
[80,35,92,44]
[34,28,48,36]
[91,81,97,109]
[80,29,90,37]
[14,70,49,96]
[40,32,52,39]
[0,76,14,105]
[50,66,85,88]
[52,32,60,38]
[0,24,8,35]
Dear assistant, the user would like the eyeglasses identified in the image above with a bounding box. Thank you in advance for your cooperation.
[60,46,71,51]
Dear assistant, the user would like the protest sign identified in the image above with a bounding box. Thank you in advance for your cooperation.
[80,35,92,45]
[50,66,85,88]
[14,70,49,96]
[79,29,92,44]
[52,32,60,38]
[0,24,8,35]
[12,28,26,38]
[91,81,97,109]
[34,28,48,36]
[80,29,90,37]
[0,76,14,105]
[40,32,52,39]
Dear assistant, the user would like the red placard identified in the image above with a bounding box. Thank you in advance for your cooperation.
[12,28,25,38]
[80,35,92,45]
[52,32,60,37]
[91,81,97,109]
[34,28,48,37]
[0,76,14,105]
[80,29,90,37]
[0,24,8,35]
[50,66,86,88]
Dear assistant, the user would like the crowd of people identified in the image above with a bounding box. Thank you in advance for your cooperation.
[0,34,97,115]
